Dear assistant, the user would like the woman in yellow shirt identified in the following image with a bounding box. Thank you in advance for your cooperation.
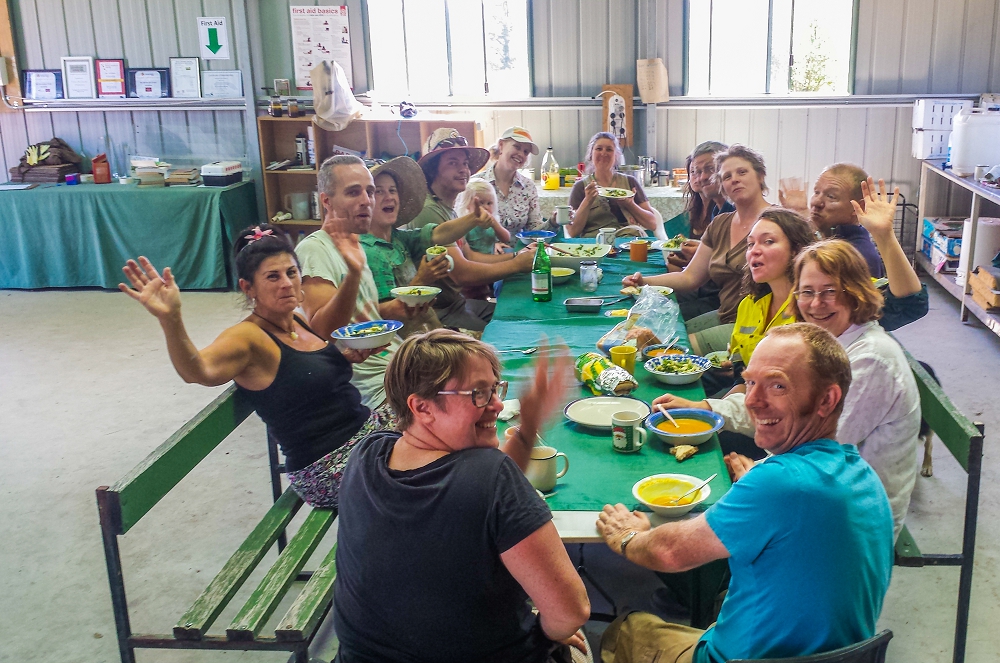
[727,208,816,369]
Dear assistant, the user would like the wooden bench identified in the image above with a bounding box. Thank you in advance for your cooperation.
[894,352,984,663]
[96,385,338,663]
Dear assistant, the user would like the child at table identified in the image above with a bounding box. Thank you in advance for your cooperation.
[456,180,511,255]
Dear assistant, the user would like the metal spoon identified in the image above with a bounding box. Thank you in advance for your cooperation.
[668,473,718,505]
[496,347,538,355]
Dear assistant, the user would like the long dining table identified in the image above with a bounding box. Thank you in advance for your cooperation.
[482,239,733,625]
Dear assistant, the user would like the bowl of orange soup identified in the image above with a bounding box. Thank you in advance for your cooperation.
[633,473,712,517]
[641,343,690,362]
[645,408,724,446]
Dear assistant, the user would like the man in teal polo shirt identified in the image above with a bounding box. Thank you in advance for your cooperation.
[597,323,894,663]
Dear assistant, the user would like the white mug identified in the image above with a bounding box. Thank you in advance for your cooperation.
[554,205,571,225]
[612,411,646,453]
[425,246,455,272]
[524,445,569,492]
[596,227,617,246]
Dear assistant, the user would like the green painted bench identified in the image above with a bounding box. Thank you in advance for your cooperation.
[894,352,984,663]
[96,385,337,663]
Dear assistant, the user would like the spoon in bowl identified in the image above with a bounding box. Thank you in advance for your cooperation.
[656,403,680,428]
[668,473,718,505]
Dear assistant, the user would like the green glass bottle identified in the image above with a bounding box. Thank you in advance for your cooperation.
[531,241,552,302]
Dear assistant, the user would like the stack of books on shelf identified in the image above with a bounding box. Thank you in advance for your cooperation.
[165,168,201,186]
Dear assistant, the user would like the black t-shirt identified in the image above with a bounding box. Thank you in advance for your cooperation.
[333,431,555,663]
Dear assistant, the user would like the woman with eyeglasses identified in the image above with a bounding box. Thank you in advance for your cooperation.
[332,329,591,663]
[566,131,659,238]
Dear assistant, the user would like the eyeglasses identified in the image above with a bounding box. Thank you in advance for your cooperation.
[794,288,844,303]
[437,380,508,408]
[434,135,468,149]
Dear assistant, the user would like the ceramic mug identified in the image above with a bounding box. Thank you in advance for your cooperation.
[554,205,572,225]
[524,445,569,492]
[425,245,455,272]
[610,345,637,374]
[284,193,312,220]
[596,227,617,246]
[612,411,646,453]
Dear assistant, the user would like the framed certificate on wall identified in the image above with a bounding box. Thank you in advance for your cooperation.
[126,68,171,98]
[95,59,126,99]
[61,56,96,99]
[169,57,201,98]
[22,70,64,100]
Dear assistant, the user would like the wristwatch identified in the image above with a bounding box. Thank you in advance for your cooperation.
[619,530,639,557]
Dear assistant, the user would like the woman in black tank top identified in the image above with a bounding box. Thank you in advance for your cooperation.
[119,225,396,508]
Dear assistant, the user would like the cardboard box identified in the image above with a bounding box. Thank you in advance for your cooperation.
[970,265,1000,291]
[912,99,973,130]
[930,244,959,272]
[912,129,950,159]
[920,236,932,260]
[922,216,965,241]
[931,229,963,257]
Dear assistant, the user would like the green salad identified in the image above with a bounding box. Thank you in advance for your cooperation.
[557,245,604,257]
[396,288,430,296]
[344,324,389,337]
[651,357,702,374]
[601,187,631,198]
[660,233,686,250]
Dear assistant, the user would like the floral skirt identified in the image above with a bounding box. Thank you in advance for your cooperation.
[286,402,397,509]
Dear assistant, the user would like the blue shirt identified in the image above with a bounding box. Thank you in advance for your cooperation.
[694,438,894,663]
[832,224,885,278]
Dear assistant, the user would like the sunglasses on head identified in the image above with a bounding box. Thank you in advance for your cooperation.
[435,136,469,149]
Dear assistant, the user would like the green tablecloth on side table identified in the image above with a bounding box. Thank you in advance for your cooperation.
[0,180,258,290]
[483,242,732,513]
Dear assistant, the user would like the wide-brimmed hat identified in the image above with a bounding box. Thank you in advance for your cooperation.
[498,126,539,155]
[370,156,429,227]
[417,128,490,177]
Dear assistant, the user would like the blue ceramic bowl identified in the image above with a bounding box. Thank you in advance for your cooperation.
[645,408,724,446]
[516,230,557,245]
[643,354,712,385]
[332,319,402,349]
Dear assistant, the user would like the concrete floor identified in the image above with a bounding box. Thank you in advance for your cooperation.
[1,277,998,663]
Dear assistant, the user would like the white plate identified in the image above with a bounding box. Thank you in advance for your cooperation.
[564,396,651,431]
[597,186,635,200]
[390,286,441,306]
[651,239,684,253]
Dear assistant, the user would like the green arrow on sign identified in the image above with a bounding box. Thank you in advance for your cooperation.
[206,27,222,54]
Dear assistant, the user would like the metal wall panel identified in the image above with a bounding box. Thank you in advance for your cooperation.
[0,0,251,179]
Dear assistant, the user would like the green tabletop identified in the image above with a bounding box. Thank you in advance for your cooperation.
[484,241,732,513]
[0,180,258,290]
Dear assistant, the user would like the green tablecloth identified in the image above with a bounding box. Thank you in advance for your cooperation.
[484,242,732,513]
[0,180,258,290]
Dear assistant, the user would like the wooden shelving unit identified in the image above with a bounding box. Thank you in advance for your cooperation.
[257,115,483,231]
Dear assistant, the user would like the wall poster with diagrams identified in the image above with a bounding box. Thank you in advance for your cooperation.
[290,5,353,91]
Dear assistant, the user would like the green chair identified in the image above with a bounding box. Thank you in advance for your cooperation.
[96,386,339,663]
[893,351,984,663]
[726,630,892,663]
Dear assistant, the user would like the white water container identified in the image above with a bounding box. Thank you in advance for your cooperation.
[950,108,1000,176]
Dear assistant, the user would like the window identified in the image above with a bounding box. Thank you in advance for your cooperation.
[366,0,530,101]
[687,0,855,96]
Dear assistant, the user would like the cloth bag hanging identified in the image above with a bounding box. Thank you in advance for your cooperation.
[311,60,364,132]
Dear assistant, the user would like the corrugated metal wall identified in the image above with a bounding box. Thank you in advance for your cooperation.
[0,0,251,177]
[0,0,997,203]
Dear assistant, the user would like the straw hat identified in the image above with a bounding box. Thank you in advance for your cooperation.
[370,156,429,227]
[417,128,490,178]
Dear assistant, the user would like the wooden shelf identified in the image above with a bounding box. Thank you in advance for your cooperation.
[256,115,483,221]
[916,253,1000,338]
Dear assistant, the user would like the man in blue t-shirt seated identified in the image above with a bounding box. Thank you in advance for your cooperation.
[597,322,895,663]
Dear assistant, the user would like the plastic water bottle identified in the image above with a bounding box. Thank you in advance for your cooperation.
[531,241,552,302]
[541,147,560,190]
